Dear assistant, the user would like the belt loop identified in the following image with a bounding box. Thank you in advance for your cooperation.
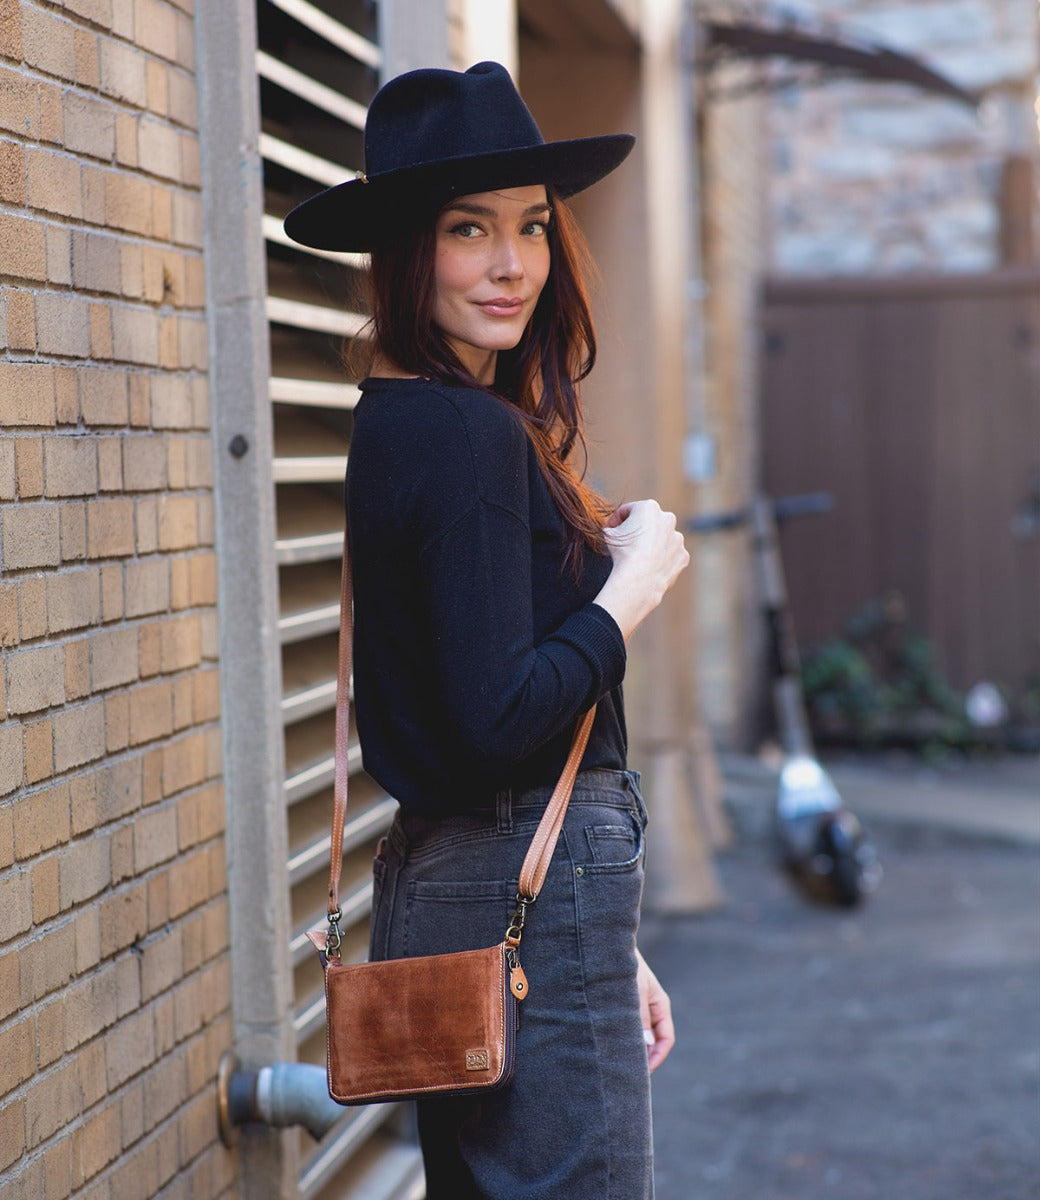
[496,789,513,834]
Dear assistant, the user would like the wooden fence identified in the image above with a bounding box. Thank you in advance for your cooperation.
[760,267,1040,703]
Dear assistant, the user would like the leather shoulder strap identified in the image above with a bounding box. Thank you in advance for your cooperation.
[327,528,595,920]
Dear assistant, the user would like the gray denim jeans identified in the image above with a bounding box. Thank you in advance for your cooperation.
[369,768,654,1200]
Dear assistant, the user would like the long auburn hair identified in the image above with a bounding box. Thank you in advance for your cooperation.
[355,190,611,571]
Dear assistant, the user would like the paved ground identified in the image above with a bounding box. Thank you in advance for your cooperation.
[645,753,1040,1200]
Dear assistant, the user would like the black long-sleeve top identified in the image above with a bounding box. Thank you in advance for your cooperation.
[346,376,628,816]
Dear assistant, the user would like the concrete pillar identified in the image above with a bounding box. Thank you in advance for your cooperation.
[195,3,297,1195]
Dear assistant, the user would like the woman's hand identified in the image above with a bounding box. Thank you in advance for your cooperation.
[636,948,675,1072]
[593,499,690,640]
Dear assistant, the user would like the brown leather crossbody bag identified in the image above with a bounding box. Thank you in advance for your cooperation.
[308,533,594,1105]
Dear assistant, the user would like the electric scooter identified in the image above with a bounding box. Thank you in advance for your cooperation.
[689,494,881,907]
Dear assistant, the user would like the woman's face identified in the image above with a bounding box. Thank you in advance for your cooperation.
[432,185,551,384]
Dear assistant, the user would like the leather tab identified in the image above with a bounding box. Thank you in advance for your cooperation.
[509,961,529,1001]
[306,929,328,953]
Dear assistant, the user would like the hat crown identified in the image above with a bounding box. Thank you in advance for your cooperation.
[364,61,545,177]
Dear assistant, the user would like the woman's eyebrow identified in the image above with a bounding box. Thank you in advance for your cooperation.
[442,201,552,219]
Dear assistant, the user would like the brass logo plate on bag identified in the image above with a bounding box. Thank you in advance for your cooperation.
[465,1050,490,1071]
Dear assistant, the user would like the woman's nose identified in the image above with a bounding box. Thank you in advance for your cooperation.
[491,236,523,279]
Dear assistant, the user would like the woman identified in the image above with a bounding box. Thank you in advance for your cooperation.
[285,61,688,1198]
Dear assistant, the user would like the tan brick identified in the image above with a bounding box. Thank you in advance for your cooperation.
[0,138,24,205]
[146,864,168,928]
[139,926,182,1002]
[151,184,172,242]
[64,966,118,1051]
[103,171,152,237]
[80,161,105,226]
[0,799,12,865]
[89,302,113,360]
[0,362,55,426]
[44,435,98,498]
[18,575,46,640]
[7,644,65,716]
[0,1013,35,1099]
[5,290,34,354]
[110,825,133,885]
[169,556,189,610]
[35,292,90,358]
[2,504,60,570]
[134,801,177,872]
[63,93,115,162]
[125,559,169,617]
[36,995,65,1069]
[45,225,72,287]
[90,626,138,691]
[168,67,197,130]
[0,948,20,1022]
[46,568,101,635]
[192,670,220,725]
[172,673,192,728]
[99,884,146,959]
[71,230,121,296]
[0,439,14,500]
[72,1098,121,1185]
[74,907,100,975]
[0,866,31,941]
[38,81,63,146]
[145,58,168,116]
[55,367,78,424]
[123,433,166,491]
[120,1079,145,1152]
[31,852,60,922]
[135,495,158,553]
[160,614,200,672]
[104,691,129,752]
[129,679,172,746]
[86,497,134,558]
[64,0,112,27]
[181,133,201,189]
[76,1039,106,1111]
[0,0,23,61]
[141,746,162,805]
[100,563,124,621]
[0,585,17,647]
[77,363,128,423]
[111,304,158,365]
[0,212,47,283]
[26,148,82,220]
[13,780,70,858]
[140,120,182,183]
[58,827,110,907]
[138,620,160,676]
[114,110,138,168]
[142,245,165,304]
[21,5,76,81]
[148,375,190,428]
[22,718,53,785]
[15,436,43,498]
[97,755,140,823]
[97,435,122,492]
[59,500,87,562]
[52,698,106,772]
[161,728,206,799]
[120,239,143,298]
[156,494,196,551]
[74,28,100,89]
[0,1096,25,1173]
[65,638,90,701]
[69,771,98,836]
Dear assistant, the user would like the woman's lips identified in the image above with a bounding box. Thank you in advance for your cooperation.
[476,298,525,316]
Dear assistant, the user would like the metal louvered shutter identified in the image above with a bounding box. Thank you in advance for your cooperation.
[256,2,423,1196]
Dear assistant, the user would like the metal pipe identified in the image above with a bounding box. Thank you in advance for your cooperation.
[218,1053,346,1146]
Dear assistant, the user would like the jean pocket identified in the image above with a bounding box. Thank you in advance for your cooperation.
[401,878,515,958]
[578,814,644,875]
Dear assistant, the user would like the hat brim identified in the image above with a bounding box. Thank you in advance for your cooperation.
[283,134,634,252]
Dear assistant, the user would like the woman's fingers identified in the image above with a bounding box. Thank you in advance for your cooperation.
[636,949,676,1073]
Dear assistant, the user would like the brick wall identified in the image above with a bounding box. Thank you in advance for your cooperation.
[768,0,1038,274]
[0,2,232,1197]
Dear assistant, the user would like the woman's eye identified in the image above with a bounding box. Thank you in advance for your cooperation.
[451,222,483,238]
[522,221,548,236]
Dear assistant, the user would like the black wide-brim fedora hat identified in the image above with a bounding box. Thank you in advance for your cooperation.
[283,61,635,253]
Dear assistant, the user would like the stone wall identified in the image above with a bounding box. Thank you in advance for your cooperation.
[0,2,232,1196]
[768,0,1038,274]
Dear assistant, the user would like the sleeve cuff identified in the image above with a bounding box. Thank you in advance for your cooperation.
[560,602,627,694]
